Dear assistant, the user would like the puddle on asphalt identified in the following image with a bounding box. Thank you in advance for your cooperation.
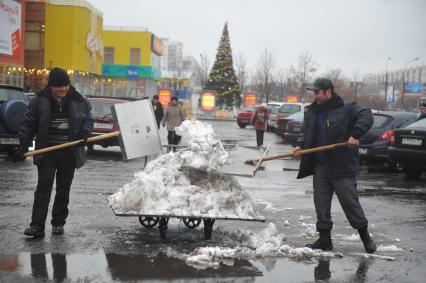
[0,252,375,282]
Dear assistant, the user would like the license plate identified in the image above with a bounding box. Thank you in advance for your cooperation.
[359,148,368,154]
[402,138,422,146]
[292,127,301,132]
[0,138,19,145]
[94,122,113,130]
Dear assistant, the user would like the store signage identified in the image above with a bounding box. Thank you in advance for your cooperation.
[151,34,163,56]
[285,95,300,102]
[86,30,103,57]
[243,93,257,107]
[0,0,22,58]
[158,88,172,108]
[127,66,138,79]
[386,86,394,103]
[201,90,216,111]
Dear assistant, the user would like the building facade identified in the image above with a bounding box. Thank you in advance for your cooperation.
[102,26,162,98]
[24,0,104,94]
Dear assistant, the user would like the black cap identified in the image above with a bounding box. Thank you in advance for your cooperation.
[306,78,334,92]
[48,68,70,87]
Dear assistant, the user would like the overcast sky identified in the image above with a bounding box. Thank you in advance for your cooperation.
[89,0,426,78]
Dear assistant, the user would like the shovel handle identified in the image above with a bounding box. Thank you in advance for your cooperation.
[251,142,349,163]
[24,131,120,157]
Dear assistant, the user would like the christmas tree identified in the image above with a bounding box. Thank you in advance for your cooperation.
[205,23,241,107]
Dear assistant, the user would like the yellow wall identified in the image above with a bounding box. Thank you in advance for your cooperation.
[44,4,103,75]
[103,31,152,66]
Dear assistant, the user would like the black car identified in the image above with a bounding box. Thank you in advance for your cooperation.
[276,111,304,137]
[0,85,28,157]
[359,111,418,168]
[388,118,426,178]
[282,112,304,144]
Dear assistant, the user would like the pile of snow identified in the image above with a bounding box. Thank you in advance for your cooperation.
[107,120,260,219]
[377,245,403,252]
[164,223,342,269]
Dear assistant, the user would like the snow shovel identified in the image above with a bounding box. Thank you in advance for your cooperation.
[23,99,163,160]
[244,142,349,166]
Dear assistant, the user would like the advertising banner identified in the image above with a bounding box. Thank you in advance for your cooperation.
[404,83,426,96]
[0,0,24,65]
[158,88,172,108]
[201,90,216,111]
[285,95,300,103]
[386,86,394,103]
[243,93,257,107]
[151,34,163,56]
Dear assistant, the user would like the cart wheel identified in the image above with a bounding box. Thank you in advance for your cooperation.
[183,218,202,229]
[139,216,160,228]
[203,218,215,240]
[159,217,169,239]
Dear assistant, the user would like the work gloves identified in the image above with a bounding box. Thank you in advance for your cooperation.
[12,145,28,162]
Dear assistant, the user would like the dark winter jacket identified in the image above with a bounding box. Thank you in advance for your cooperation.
[296,94,373,179]
[152,101,164,124]
[18,86,93,169]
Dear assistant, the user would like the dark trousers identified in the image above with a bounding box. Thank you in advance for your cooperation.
[313,164,368,232]
[167,131,181,152]
[256,130,264,146]
[31,149,75,229]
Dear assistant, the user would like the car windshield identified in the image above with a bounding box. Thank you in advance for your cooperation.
[0,88,26,102]
[372,115,392,128]
[278,104,301,114]
[91,102,115,117]
[269,106,281,114]
[286,111,304,121]
[406,117,426,128]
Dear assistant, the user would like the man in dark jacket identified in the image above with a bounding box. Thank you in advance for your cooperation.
[417,102,426,121]
[293,78,377,254]
[152,95,164,128]
[13,67,93,238]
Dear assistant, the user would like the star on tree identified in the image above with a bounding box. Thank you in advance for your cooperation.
[205,23,241,107]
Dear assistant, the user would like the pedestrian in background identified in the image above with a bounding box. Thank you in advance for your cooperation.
[250,103,269,147]
[417,102,426,120]
[152,95,164,128]
[162,97,185,152]
[293,78,377,254]
[14,67,93,238]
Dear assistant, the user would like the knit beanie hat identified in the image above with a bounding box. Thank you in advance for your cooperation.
[48,68,70,87]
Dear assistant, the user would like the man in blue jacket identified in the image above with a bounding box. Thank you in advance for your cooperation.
[14,68,93,238]
[293,78,377,253]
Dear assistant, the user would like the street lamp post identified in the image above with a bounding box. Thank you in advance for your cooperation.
[401,57,419,109]
[385,57,391,106]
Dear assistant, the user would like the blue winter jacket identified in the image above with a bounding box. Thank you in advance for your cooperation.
[296,94,373,179]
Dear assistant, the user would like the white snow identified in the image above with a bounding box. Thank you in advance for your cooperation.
[351,252,395,261]
[337,233,360,241]
[164,223,342,269]
[377,245,403,252]
[107,120,261,219]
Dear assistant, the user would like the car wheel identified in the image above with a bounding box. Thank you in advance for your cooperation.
[238,124,246,129]
[402,167,423,179]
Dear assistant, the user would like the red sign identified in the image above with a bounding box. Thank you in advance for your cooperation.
[0,0,25,66]
[201,90,216,111]
[285,96,300,102]
[158,89,172,108]
[244,93,257,107]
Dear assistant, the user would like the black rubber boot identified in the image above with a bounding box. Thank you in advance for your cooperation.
[306,230,333,251]
[358,227,377,254]
[52,226,64,235]
[24,225,45,238]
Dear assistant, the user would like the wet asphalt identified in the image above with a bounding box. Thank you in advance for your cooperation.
[0,120,425,282]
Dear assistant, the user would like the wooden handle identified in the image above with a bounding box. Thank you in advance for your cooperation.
[24,131,120,157]
[247,142,348,163]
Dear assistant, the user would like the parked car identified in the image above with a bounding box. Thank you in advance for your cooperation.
[276,111,304,137]
[275,103,309,135]
[359,111,418,169]
[0,85,29,157]
[388,118,426,178]
[236,106,256,128]
[86,96,129,150]
[282,112,304,144]
[267,102,285,131]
